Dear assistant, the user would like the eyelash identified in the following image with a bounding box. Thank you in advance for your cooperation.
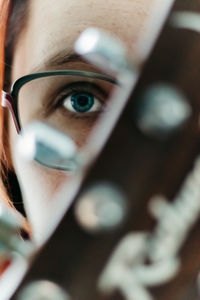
[52,82,107,118]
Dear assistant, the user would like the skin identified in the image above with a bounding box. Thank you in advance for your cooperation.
[9,0,157,244]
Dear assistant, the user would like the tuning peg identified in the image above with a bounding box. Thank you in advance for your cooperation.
[135,84,191,139]
[17,280,70,300]
[17,122,84,171]
[170,11,200,33]
[0,202,32,260]
[75,27,134,74]
[74,183,127,233]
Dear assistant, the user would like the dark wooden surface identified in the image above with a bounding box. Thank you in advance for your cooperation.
[11,1,200,299]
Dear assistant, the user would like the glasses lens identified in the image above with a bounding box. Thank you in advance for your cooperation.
[18,73,116,146]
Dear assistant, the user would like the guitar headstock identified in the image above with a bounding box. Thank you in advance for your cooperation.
[2,0,200,299]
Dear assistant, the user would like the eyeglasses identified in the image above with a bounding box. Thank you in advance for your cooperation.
[2,70,117,137]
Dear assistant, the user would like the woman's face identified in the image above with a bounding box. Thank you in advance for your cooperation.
[9,0,157,243]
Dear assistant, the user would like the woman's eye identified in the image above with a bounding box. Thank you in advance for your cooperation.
[62,91,103,114]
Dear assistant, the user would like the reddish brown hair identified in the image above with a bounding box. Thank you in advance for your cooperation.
[0,0,30,232]
[0,0,12,207]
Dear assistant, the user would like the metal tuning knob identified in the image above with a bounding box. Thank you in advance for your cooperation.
[17,122,84,172]
[17,280,70,300]
[75,27,134,74]
[0,202,32,261]
[74,183,127,233]
[135,84,191,139]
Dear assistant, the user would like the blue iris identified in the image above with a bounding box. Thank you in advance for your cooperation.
[71,92,94,113]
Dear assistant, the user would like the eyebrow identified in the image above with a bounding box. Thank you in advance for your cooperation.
[31,50,88,73]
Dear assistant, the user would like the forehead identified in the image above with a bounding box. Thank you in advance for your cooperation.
[12,0,156,78]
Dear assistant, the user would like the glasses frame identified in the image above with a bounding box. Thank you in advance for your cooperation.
[2,70,116,134]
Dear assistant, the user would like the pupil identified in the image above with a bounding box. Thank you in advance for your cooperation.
[71,92,94,113]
